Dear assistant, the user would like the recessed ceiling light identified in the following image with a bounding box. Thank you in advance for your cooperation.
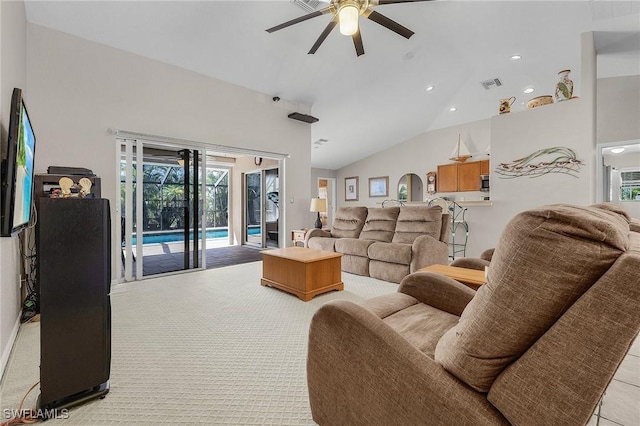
[425,85,435,92]
[510,55,522,60]
[611,147,625,154]
[449,107,457,112]
[524,87,535,94]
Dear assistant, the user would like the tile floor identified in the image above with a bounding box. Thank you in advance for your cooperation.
[586,337,640,425]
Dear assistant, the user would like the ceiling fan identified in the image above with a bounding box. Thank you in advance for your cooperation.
[266,0,432,57]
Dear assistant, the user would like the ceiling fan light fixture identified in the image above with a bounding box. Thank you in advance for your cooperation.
[339,4,359,35]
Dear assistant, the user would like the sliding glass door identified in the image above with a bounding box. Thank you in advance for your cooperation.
[119,139,204,280]
[264,168,279,248]
[244,167,279,248]
[245,171,262,246]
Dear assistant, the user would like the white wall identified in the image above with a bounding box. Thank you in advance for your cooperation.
[26,24,312,275]
[336,98,595,257]
[597,75,640,144]
[337,119,492,206]
[336,118,496,256]
[604,150,640,170]
[489,98,592,224]
[0,0,27,378]
[597,75,640,220]
[335,35,602,258]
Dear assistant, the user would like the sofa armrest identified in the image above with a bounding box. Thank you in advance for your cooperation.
[307,300,507,426]
[480,248,495,261]
[410,234,449,272]
[304,228,330,246]
[398,271,476,316]
[450,257,491,271]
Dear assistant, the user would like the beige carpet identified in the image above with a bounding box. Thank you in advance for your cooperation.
[2,261,638,425]
[0,262,398,425]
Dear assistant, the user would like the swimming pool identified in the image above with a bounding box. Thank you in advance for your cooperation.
[131,227,260,245]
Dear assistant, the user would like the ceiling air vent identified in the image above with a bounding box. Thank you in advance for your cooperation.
[292,0,325,13]
[480,78,503,90]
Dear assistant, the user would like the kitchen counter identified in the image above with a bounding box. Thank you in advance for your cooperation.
[458,200,493,207]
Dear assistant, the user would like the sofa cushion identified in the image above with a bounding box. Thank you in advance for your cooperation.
[434,204,630,392]
[308,236,338,252]
[368,242,411,265]
[359,207,400,242]
[335,238,375,257]
[392,206,443,244]
[331,207,368,238]
[383,303,460,359]
[341,254,370,276]
[369,260,410,284]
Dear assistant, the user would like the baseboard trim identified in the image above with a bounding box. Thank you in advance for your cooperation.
[0,314,21,382]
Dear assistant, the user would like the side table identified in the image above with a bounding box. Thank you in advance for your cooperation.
[417,264,486,290]
[291,229,308,247]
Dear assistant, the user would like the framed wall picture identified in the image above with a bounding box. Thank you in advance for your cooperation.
[345,176,359,201]
[369,176,389,198]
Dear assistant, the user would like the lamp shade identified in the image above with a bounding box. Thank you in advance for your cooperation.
[310,198,327,213]
[339,4,359,36]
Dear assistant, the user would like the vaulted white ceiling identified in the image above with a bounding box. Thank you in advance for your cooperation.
[25,1,640,169]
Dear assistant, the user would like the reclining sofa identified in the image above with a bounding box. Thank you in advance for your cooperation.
[305,206,449,283]
[307,203,640,425]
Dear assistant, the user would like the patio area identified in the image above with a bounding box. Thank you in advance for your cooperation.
[124,237,266,277]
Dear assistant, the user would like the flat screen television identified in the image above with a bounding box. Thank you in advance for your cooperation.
[1,88,37,237]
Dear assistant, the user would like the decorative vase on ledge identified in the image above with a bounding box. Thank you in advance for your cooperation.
[555,69,573,102]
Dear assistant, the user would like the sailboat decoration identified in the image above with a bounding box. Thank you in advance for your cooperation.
[450,134,472,163]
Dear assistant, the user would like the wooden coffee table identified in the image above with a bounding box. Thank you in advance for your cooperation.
[261,247,343,301]
[417,264,486,290]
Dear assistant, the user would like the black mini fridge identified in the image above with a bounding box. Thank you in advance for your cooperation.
[37,197,111,410]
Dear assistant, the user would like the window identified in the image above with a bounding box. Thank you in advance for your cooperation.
[620,169,640,201]
[120,161,229,232]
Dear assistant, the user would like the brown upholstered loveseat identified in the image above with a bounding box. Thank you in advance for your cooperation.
[307,203,640,425]
[305,206,449,283]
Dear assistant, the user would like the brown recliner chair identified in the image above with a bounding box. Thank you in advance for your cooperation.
[307,203,640,425]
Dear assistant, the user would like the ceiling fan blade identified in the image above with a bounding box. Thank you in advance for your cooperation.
[372,0,433,5]
[308,17,338,54]
[352,30,365,57]
[266,7,331,33]
[364,9,414,39]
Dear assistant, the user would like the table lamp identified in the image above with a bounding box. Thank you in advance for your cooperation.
[310,198,327,229]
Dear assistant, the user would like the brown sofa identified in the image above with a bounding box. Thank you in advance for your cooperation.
[307,203,640,425]
[305,206,449,283]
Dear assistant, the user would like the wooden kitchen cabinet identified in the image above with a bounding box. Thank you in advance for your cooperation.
[437,164,458,192]
[437,160,488,192]
[458,161,482,191]
[480,160,490,175]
